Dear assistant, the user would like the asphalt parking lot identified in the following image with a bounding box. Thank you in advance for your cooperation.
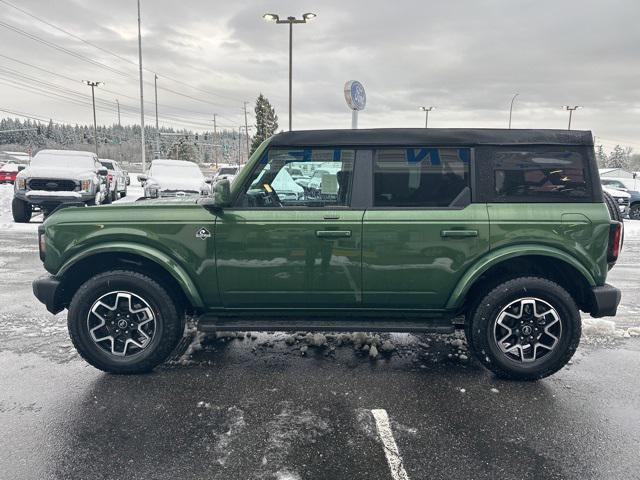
[1,185,639,480]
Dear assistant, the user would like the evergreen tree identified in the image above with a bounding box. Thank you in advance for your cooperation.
[595,144,607,167]
[167,136,197,162]
[250,93,278,154]
[606,145,632,170]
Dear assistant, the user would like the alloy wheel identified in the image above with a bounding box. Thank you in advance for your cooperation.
[87,291,156,357]
[493,297,562,363]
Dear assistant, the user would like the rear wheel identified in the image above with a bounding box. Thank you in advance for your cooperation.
[68,270,183,374]
[11,197,32,223]
[467,276,581,380]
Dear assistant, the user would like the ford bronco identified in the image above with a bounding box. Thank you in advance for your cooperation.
[32,128,622,379]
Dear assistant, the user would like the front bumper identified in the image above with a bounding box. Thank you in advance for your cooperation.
[15,190,94,206]
[590,284,621,318]
[32,275,65,314]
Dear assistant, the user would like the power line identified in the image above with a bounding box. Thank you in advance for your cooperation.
[0,0,247,105]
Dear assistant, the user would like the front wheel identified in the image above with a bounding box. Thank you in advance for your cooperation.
[629,204,640,220]
[467,277,581,380]
[68,270,183,374]
[12,197,32,223]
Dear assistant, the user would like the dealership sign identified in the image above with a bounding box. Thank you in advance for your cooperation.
[344,80,366,129]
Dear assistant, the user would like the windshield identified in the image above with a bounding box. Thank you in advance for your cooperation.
[31,152,95,170]
[150,163,203,179]
[218,167,238,175]
[100,161,114,169]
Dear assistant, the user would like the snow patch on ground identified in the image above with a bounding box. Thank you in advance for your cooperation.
[582,317,640,343]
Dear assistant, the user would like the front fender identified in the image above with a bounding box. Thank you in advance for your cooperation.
[445,245,596,310]
[57,242,205,309]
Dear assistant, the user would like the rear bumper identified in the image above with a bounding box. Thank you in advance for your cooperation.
[32,275,65,314]
[590,284,621,318]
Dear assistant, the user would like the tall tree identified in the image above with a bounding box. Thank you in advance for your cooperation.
[606,145,632,170]
[250,94,278,155]
[595,144,607,167]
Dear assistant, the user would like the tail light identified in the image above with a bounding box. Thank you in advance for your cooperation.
[108,174,114,183]
[607,221,623,264]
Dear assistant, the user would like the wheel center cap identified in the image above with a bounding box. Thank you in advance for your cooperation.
[522,325,533,336]
[117,319,128,329]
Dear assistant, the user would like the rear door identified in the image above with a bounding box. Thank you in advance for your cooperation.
[362,147,490,309]
[215,147,366,308]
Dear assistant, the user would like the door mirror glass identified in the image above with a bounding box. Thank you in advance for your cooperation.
[213,178,231,205]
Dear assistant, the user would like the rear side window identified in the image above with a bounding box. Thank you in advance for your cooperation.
[493,151,588,200]
[374,147,470,207]
[475,146,597,203]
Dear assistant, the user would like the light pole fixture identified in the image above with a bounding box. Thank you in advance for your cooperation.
[419,106,435,128]
[83,80,103,156]
[263,12,317,131]
[562,105,582,130]
[508,93,519,129]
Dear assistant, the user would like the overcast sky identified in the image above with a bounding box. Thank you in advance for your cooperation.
[0,0,638,151]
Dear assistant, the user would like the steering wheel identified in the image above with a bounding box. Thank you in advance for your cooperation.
[262,183,283,207]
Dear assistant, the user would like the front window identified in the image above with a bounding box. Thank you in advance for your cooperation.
[238,148,355,208]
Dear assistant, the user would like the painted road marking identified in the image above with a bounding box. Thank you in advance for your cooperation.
[371,409,410,480]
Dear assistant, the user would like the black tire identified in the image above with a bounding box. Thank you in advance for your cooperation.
[629,203,640,221]
[11,197,32,223]
[103,190,112,204]
[603,191,623,222]
[120,188,127,198]
[467,276,581,381]
[111,190,117,202]
[68,270,183,374]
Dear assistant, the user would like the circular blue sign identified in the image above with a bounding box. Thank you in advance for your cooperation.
[344,80,366,111]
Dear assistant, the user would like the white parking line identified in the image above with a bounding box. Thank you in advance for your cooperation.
[371,409,410,480]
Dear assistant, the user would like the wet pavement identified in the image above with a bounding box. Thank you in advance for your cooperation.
[1,191,639,479]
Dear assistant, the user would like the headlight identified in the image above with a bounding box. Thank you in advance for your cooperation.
[146,186,159,198]
[80,179,92,192]
[617,197,625,204]
[16,177,26,190]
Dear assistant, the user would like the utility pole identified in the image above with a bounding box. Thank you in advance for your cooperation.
[237,128,241,166]
[508,93,519,129]
[212,114,218,168]
[263,13,317,131]
[154,74,160,158]
[137,0,146,171]
[419,106,434,128]
[243,101,250,158]
[563,105,582,130]
[116,98,121,126]
[83,80,102,157]
[115,98,122,163]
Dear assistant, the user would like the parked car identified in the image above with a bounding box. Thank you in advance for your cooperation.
[602,186,630,217]
[601,178,640,219]
[212,165,239,183]
[33,128,621,379]
[138,159,210,198]
[100,159,128,201]
[0,162,21,184]
[13,149,109,222]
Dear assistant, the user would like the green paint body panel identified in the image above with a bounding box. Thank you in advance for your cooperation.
[40,136,613,318]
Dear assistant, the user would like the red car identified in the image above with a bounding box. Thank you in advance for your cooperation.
[0,163,20,184]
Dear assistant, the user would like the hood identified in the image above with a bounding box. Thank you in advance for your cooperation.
[147,174,204,192]
[603,186,630,198]
[19,165,96,179]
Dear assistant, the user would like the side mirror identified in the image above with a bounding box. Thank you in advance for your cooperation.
[213,178,231,205]
[98,168,108,176]
[17,165,25,171]
[137,174,147,182]
[205,178,213,184]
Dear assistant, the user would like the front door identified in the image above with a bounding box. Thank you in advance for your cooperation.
[362,147,490,309]
[215,147,364,308]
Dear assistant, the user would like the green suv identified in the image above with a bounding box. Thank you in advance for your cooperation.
[32,128,622,379]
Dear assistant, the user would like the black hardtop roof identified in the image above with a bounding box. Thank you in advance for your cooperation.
[269,128,594,147]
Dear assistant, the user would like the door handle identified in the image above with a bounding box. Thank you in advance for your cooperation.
[441,229,479,238]
[316,230,352,238]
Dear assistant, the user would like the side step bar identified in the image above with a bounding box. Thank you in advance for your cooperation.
[196,315,456,334]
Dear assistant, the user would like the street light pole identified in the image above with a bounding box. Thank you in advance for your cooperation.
[508,93,519,129]
[243,101,250,158]
[212,114,218,168]
[263,12,317,131]
[83,80,102,156]
[563,105,582,130]
[419,106,434,128]
[154,74,160,158]
[137,0,146,171]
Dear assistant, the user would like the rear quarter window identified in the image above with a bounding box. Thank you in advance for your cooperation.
[475,146,598,203]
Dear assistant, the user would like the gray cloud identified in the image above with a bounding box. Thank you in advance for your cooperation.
[0,0,638,150]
